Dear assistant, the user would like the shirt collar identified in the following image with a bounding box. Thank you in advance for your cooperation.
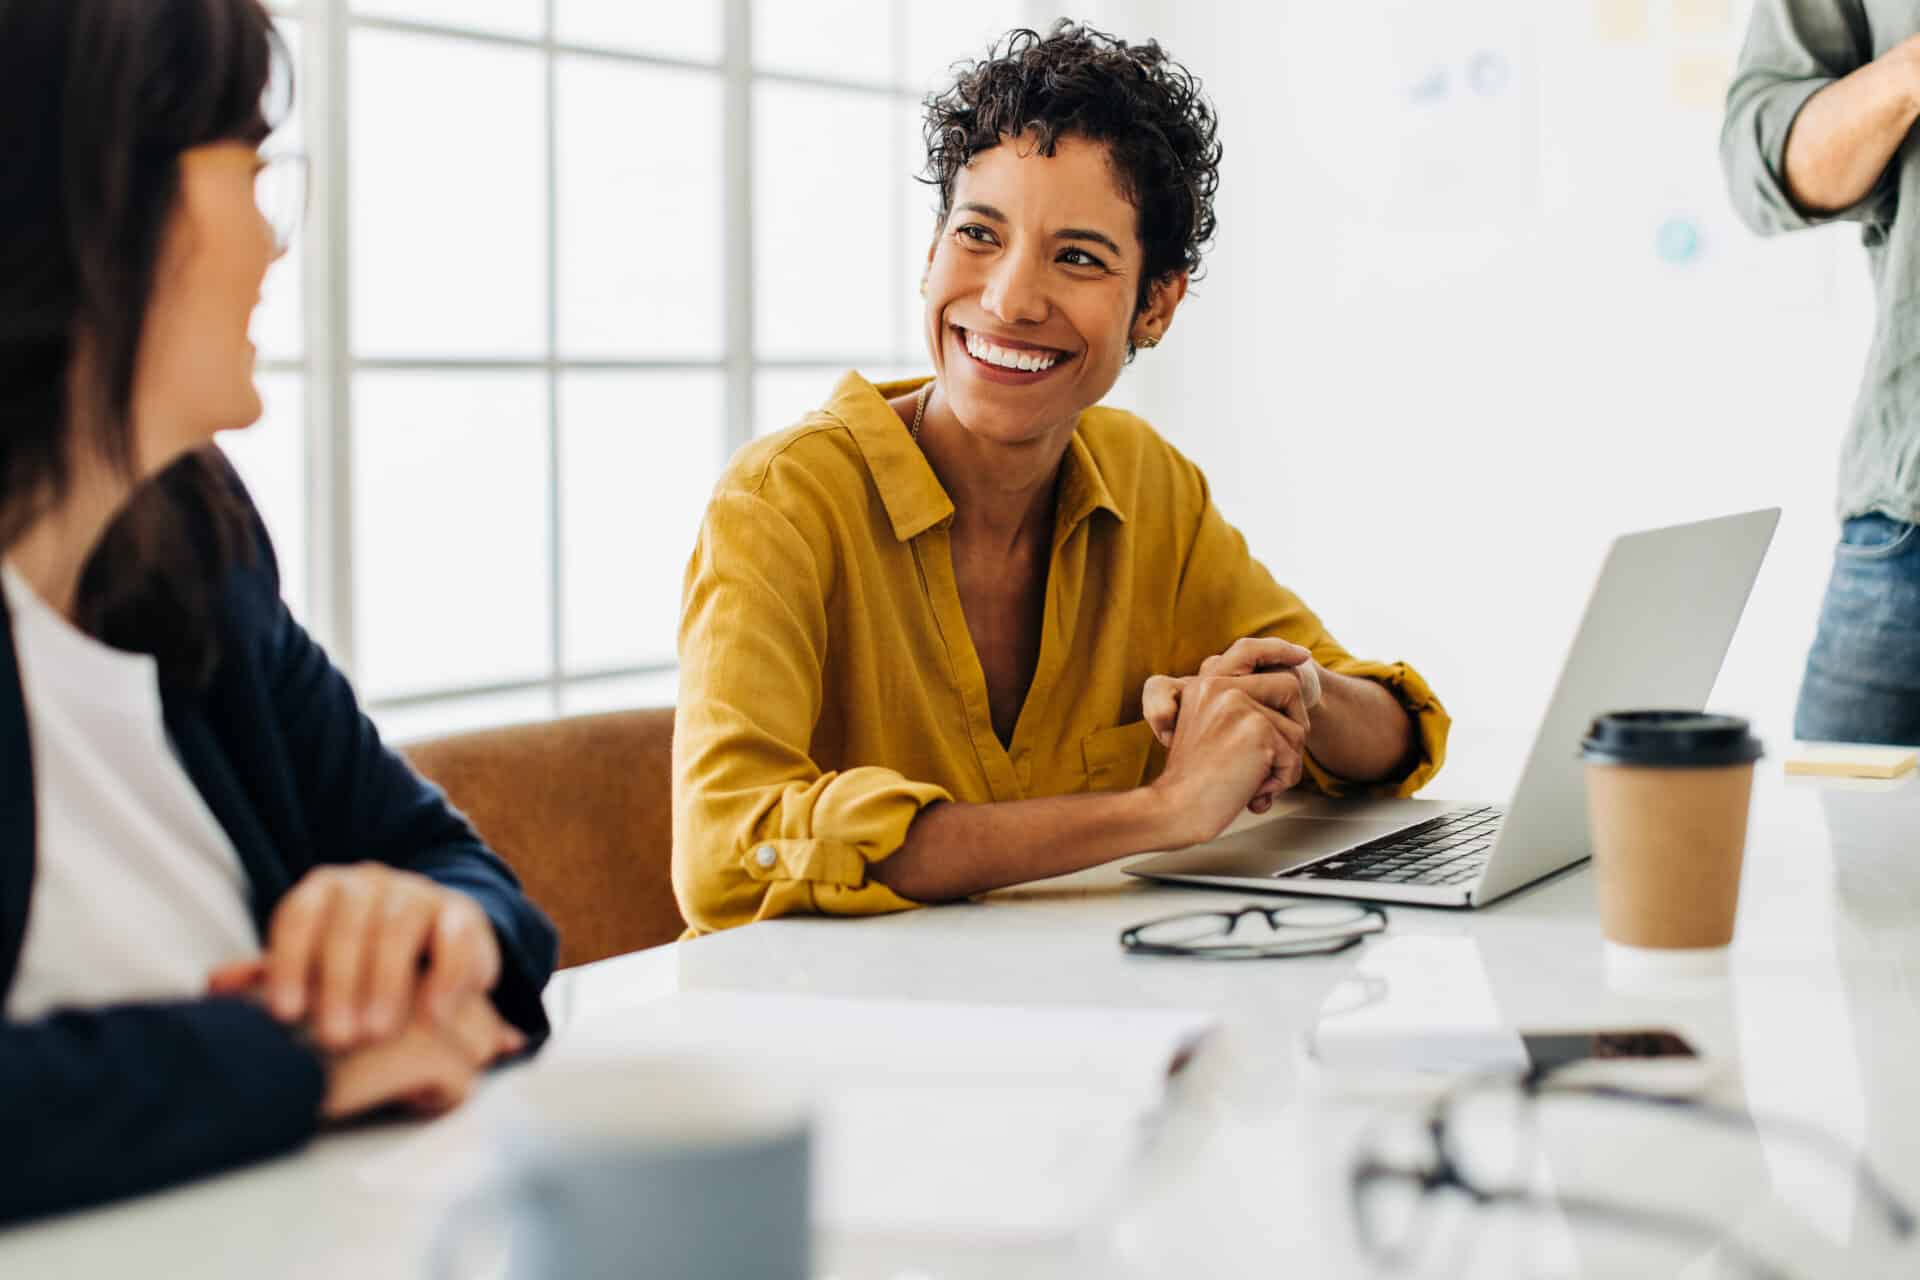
[1055,424,1129,535]
[830,370,1128,543]
[832,372,953,542]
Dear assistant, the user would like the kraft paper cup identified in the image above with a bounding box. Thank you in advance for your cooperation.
[1580,711,1763,990]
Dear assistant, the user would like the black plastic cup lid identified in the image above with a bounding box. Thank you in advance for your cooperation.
[1579,710,1764,768]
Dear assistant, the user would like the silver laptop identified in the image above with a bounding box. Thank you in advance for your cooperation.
[1124,508,1780,908]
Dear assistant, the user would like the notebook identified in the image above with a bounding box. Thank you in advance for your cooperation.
[1783,743,1918,780]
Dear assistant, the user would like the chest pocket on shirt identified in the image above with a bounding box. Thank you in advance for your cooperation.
[1082,720,1157,793]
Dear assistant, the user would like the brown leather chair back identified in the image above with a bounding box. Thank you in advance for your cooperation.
[401,707,679,969]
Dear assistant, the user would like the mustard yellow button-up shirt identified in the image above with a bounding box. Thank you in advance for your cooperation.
[673,373,1449,934]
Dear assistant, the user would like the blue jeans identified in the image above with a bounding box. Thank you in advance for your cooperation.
[1795,513,1920,745]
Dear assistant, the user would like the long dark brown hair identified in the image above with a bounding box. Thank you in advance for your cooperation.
[0,0,288,687]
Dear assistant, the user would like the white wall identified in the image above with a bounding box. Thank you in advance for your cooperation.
[1100,0,1873,797]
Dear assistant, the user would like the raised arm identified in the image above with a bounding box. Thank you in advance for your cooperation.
[1783,40,1920,214]
[1723,0,1911,229]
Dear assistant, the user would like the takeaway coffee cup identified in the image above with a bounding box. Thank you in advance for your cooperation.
[1580,711,1764,977]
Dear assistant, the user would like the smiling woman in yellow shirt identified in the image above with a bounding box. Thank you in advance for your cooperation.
[673,24,1448,935]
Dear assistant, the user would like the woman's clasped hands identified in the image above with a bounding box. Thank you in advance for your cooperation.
[1142,637,1327,842]
[207,863,524,1120]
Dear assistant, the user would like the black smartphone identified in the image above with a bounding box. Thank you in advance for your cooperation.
[1522,1028,1708,1093]
[1304,1025,1712,1095]
[1523,1028,1698,1073]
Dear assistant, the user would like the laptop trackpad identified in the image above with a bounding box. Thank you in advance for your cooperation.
[1136,802,1445,879]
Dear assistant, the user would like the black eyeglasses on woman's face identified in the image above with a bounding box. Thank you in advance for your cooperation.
[1120,902,1388,959]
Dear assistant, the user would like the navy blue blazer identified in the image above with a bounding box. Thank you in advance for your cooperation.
[0,457,558,1225]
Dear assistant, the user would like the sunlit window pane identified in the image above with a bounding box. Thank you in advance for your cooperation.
[351,0,541,39]
[560,372,723,672]
[754,366,921,439]
[556,1,722,62]
[557,59,723,360]
[353,372,551,700]
[217,373,307,619]
[251,239,305,362]
[253,0,1005,738]
[560,670,680,716]
[351,30,546,357]
[753,369,836,438]
[902,5,1027,98]
[754,83,897,360]
[864,363,925,389]
[898,100,936,361]
[373,687,557,745]
[752,0,891,85]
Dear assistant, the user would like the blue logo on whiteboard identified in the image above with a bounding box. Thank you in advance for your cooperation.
[1655,217,1701,265]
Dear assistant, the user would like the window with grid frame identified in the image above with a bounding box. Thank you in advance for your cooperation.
[229,0,1036,742]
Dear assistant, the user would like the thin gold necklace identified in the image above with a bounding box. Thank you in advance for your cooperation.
[910,379,933,441]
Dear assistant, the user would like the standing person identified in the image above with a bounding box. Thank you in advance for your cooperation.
[673,23,1448,934]
[0,0,556,1223]
[1724,2,1920,744]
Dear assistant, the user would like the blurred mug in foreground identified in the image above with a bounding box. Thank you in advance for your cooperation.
[1580,712,1764,981]
[433,1060,810,1280]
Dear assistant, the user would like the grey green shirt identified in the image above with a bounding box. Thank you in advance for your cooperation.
[1723,0,1920,522]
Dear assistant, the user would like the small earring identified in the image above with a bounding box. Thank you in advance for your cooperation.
[1137,333,1160,349]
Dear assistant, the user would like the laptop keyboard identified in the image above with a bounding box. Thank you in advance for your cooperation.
[1278,805,1505,888]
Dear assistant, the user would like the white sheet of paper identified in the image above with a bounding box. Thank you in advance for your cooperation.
[549,992,1218,1239]
[551,991,1217,1111]
[815,1087,1147,1238]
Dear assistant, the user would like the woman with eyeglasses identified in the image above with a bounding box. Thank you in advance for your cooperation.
[0,0,555,1223]
[673,23,1450,933]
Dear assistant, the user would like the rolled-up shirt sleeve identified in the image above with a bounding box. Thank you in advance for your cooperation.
[1302,657,1448,798]
[1722,0,1892,234]
[1165,469,1449,800]
[672,490,952,934]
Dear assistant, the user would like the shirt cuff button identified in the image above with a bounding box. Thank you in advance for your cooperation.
[755,845,778,869]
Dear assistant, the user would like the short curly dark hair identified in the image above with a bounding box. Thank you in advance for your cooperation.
[920,21,1222,315]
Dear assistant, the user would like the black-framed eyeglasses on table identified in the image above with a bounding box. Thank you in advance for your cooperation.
[1349,1070,1917,1279]
[1120,902,1388,959]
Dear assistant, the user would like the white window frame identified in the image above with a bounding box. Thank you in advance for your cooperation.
[262,0,1051,728]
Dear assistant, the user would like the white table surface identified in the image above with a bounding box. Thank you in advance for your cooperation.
[5,766,1920,1279]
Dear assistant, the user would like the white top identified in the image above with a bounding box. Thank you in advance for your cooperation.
[2,564,258,1022]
